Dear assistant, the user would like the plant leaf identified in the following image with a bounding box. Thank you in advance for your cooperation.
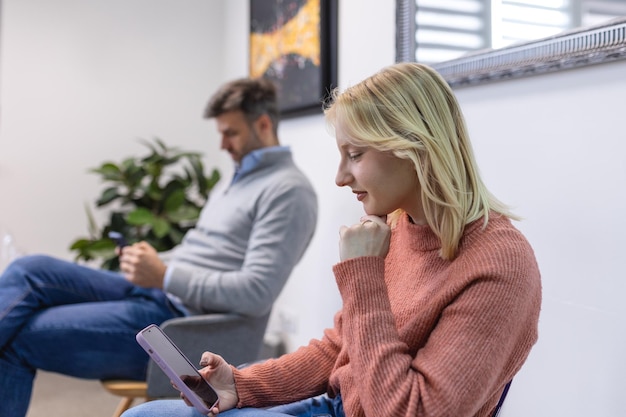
[91,163,122,181]
[127,207,156,225]
[164,188,186,213]
[84,203,100,238]
[152,217,170,238]
[207,169,221,190]
[167,205,200,222]
[96,187,121,206]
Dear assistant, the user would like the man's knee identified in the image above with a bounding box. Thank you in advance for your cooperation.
[6,254,58,275]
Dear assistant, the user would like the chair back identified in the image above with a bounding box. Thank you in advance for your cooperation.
[146,312,270,398]
[492,380,512,417]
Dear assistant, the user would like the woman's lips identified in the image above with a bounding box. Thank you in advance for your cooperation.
[355,192,366,201]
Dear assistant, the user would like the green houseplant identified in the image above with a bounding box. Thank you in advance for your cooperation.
[69,138,221,270]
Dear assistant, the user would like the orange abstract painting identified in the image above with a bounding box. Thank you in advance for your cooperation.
[249,0,337,117]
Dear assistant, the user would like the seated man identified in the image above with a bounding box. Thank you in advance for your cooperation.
[0,77,318,417]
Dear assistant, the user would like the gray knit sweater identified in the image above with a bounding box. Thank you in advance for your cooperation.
[163,147,318,317]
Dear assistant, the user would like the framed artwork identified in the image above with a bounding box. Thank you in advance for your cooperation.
[249,0,338,118]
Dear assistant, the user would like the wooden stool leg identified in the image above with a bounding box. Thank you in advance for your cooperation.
[112,397,134,417]
[101,379,150,417]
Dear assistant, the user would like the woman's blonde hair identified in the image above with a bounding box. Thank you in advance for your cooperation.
[324,62,516,260]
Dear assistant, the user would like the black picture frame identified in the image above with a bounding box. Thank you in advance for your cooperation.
[249,0,338,119]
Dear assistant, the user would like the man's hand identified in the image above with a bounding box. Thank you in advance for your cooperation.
[119,241,167,288]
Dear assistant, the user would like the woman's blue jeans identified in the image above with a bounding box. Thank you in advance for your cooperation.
[121,394,345,417]
[0,255,183,417]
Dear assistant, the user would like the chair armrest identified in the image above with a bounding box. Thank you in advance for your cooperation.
[146,312,270,398]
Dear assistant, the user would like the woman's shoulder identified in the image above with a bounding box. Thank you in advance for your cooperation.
[459,213,540,276]
[465,213,532,248]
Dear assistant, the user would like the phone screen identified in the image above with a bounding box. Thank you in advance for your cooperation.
[137,325,219,410]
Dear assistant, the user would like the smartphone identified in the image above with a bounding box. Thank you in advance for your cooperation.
[136,324,219,414]
[108,231,128,248]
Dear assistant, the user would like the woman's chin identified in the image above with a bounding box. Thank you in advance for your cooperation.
[363,208,388,217]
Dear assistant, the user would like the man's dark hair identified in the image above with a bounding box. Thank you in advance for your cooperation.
[204,77,280,134]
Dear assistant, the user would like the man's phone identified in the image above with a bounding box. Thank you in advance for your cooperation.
[108,231,128,248]
[136,324,219,414]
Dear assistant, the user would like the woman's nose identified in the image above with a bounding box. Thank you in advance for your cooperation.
[335,167,351,187]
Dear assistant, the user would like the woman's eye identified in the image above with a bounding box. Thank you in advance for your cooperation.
[348,152,362,161]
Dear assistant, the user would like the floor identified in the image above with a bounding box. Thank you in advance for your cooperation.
[26,371,146,417]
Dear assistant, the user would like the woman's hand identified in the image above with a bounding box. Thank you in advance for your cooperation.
[339,215,390,261]
[179,352,238,416]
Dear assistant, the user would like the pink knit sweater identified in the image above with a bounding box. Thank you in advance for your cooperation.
[234,213,542,417]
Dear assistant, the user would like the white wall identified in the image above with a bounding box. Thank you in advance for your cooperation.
[1,1,625,416]
[0,0,232,260]
[454,63,626,416]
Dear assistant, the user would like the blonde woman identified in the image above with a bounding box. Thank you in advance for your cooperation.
[123,63,541,417]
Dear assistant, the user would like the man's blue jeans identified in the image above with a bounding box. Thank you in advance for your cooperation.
[121,394,345,417]
[0,255,183,417]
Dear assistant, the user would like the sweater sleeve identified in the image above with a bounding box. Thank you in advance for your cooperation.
[333,242,541,417]
[232,311,344,407]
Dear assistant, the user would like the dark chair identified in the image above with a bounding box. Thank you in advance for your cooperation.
[492,380,512,417]
[101,312,270,417]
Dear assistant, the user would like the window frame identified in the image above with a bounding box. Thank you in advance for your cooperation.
[396,0,626,88]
